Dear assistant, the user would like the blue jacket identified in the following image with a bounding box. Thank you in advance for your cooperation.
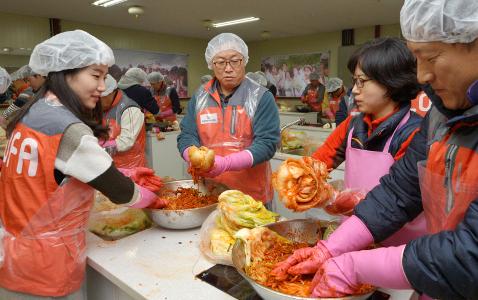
[354,84,478,299]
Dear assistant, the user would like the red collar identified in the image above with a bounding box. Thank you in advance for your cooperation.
[363,106,399,136]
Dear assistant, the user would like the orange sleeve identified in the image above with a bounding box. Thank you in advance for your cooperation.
[393,128,420,161]
[312,115,352,169]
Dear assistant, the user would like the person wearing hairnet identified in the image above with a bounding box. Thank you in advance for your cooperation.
[200,74,213,85]
[301,72,326,123]
[147,71,177,122]
[178,33,280,204]
[2,66,46,124]
[323,77,345,121]
[1,65,35,123]
[100,74,147,168]
[273,1,478,299]
[246,71,268,87]
[0,30,165,299]
[118,67,160,115]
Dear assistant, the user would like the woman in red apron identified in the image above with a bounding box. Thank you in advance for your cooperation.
[147,71,177,122]
[0,30,162,300]
[274,1,478,299]
[100,74,147,168]
[312,37,425,246]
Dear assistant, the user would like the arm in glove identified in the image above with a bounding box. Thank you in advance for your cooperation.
[271,216,374,278]
[101,139,118,156]
[310,245,410,297]
[129,185,167,209]
[158,108,174,119]
[118,167,163,192]
[201,150,253,178]
[324,189,367,216]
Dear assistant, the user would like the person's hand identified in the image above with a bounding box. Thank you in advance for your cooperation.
[309,245,410,297]
[271,242,331,280]
[200,151,253,178]
[101,139,117,156]
[118,167,163,192]
[129,185,167,209]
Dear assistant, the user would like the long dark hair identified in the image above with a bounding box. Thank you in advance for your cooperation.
[347,37,420,104]
[7,68,109,139]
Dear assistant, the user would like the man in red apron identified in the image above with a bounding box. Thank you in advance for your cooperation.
[147,71,177,122]
[100,74,147,168]
[301,72,326,123]
[272,1,478,299]
[177,33,280,204]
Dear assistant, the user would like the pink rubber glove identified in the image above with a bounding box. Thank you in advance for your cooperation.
[310,245,410,297]
[129,185,166,208]
[101,139,118,156]
[271,216,374,277]
[271,242,331,280]
[202,151,253,178]
[182,147,191,162]
[159,108,173,119]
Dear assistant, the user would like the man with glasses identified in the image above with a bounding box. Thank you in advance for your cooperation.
[178,33,280,205]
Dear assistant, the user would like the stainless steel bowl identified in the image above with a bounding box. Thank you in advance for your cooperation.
[146,179,229,229]
[231,219,373,300]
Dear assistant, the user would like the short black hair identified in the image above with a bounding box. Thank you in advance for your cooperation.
[347,37,419,104]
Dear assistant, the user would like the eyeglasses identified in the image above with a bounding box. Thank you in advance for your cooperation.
[212,58,243,70]
[352,76,372,88]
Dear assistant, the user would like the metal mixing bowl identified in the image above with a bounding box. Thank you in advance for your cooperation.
[146,179,229,229]
[231,219,373,300]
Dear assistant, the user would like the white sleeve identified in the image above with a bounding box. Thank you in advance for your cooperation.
[115,107,144,152]
[55,124,113,183]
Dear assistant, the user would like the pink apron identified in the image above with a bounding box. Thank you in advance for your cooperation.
[344,112,427,246]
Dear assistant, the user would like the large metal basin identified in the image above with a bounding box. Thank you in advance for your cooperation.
[146,179,228,229]
[231,219,373,300]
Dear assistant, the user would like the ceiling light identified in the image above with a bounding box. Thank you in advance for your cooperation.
[212,17,260,28]
[92,0,128,8]
[128,6,144,18]
[2,47,12,52]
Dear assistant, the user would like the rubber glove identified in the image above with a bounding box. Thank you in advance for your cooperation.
[101,139,118,156]
[271,242,331,280]
[158,108,173,119]
[182,146,191,162]
[201,150,253,178]
[118,167,163,192]
[129,185,167,209]
[310,245,410,297]
[271,216,374,277]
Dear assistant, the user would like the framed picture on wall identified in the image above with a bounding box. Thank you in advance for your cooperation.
[261,51,330,98]
[110,49,189,98]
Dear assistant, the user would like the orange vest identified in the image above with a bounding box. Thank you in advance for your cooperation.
[0,96,94,296]
[154,94,177,122]
[104,91,147,168]
[195,79,273,202]
[411,91,432,117]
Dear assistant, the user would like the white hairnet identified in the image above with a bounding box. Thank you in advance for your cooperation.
[147,71,165,84]
[0,67,11,94]
[10,65,35,81]
[205,33,249,70]
[117,68,148,89]
[401,0,478,43]
[101,74,118,97]
[29,30,115,76]
[200,74,213,84]
[309,72,320,81]
[326,77,343,93]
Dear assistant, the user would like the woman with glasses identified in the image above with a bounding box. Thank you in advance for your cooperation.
[310,37,426,245]
[177,33,280,206]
